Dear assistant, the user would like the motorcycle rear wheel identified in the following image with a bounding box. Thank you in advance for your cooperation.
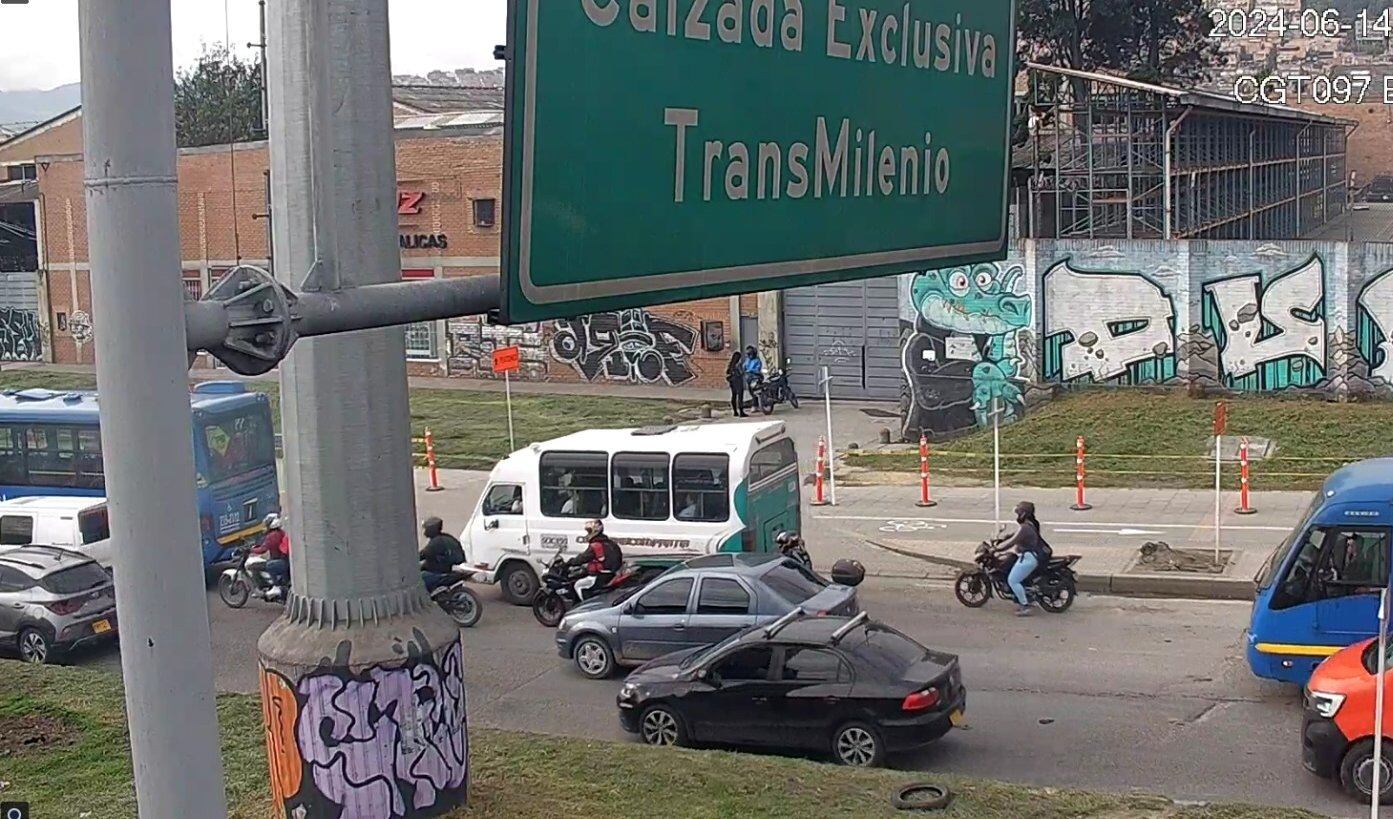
[533,591,569,627]
[443,587,482,628]
[218,574,250,609]
[1037,574,1077,613]
[953,572,990,608]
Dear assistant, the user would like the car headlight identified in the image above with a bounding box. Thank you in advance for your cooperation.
[1309,690,1346,719]
[619,683,638,699]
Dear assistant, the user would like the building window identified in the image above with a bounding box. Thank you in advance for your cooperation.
[4,164,36,182]
[182,271,203,301]
[472,198,496,228]
[405,321,437,360]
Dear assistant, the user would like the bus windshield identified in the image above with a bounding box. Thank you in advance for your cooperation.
[200,409,276,484]
[1256,491,1326,589]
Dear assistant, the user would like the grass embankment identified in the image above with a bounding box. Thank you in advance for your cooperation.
[0,370,698,470]
[849,390,1393,491]
[1,662,1320,819]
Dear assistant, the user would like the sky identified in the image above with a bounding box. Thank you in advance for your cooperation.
[0,0,507,91]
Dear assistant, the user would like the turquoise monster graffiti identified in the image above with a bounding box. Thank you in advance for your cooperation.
[902,263,1032,435]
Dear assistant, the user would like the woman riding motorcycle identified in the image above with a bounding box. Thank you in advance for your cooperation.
[993,501,1051,617]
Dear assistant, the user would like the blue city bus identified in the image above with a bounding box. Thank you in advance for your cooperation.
[0,381,280,568]
[1246,458,1393,684]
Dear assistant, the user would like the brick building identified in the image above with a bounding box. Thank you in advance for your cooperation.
[0,89,756,391]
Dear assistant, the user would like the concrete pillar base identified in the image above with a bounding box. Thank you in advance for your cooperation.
[257,597,468,819]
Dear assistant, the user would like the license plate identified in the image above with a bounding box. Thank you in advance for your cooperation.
[949,709,965,727]
[92,619,112,634]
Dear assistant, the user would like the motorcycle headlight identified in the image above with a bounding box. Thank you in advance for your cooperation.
[1308,690,1346,719]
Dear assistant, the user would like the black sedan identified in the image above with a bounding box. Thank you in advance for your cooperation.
[616,610,965,767]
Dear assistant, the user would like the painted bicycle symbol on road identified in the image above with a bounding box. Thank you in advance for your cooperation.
[878,519,947,533]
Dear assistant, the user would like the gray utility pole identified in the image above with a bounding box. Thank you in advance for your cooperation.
[77,1,229,817]
[255,1,469,817]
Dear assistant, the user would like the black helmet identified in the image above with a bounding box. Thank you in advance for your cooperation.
[775,531,796,545]
[422,517,444,537]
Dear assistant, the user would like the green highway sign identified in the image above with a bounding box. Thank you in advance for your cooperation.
[501,0,1016,323]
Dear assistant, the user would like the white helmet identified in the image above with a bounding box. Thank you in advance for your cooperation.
[263,513,283,531]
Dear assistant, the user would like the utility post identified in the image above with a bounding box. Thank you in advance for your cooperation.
[255,1,468,816]
[78,0,228,816]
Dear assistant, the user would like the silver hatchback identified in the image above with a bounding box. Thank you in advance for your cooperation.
[0,546,117,664]
[556,553,860,679]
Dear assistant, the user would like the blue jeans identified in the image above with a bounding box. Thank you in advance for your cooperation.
[263,558,289,588]
[422,571,454,592]
[1007,552,1039,606]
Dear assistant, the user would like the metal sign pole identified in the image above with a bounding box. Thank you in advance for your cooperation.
[505,369,516,452]
[1374,588,1389,818]
[1214,433,1222,564]
[821,365,836,507]
[993,398,1002,534]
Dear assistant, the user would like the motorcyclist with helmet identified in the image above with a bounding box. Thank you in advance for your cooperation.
[567,519,623,601]
[250,513,291,594]
[775,530,811,568]
[420,516,466,593]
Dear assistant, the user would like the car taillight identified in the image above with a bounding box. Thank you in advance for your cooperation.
[901,688,941,713]
[45,599,83,616]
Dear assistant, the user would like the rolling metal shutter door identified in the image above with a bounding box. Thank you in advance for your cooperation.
[783,276,901,401]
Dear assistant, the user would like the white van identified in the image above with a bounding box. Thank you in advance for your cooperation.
[460,421,802,605]
[0,496,113,567]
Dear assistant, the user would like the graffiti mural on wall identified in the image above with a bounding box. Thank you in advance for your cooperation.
[901,263,1032,438]
[1201,253,1326,391]
[0,307,42,361]
[1357,266,1393,386]
[1041,260,1177,385]
[260,640,469,819]
[446,318,547,379]
[551,309,698,385]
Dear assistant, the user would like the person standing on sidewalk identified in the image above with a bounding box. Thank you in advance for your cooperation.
[726,352,748,417]
[995,501,1049,616]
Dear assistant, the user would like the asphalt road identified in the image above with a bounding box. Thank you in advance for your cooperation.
[65,578,1365,818]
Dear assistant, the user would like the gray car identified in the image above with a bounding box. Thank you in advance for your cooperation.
[555,552,860,679]
[0,546,117,664]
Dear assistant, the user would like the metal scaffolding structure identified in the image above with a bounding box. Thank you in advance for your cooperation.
[1023,63,1354,241]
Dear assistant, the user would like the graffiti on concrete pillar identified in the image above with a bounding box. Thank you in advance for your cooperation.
[1201,254,1326,391]
[0,307,42,361]
[445,317,547,379]
[1357,266,1393,386]
[901,263,1031,439]
[551,309,698,385]
[259,639,468,819]
[1041,260,1177,385]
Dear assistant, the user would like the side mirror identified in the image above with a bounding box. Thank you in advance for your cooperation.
[697,668,716,685]
[622,602,635,615]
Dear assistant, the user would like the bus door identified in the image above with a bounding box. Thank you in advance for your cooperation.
[1270,522,1391,645]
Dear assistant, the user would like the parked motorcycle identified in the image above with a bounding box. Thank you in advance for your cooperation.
[532,545,655,627]
[217,547,285,609]
[953,540,1080,613]
[429,566,486,629]
[750,360,799,415]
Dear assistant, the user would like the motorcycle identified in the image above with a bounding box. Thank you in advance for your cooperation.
[748,361,799,415]
[532,545,655,627]
[428,565,487,629]
[953,540,1081,613]
[218,547,286,609]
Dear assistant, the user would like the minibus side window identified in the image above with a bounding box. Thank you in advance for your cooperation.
[612,453,671,521]
[1272,527,1392,609]
[673,454,730,523]
[539,451,609,518]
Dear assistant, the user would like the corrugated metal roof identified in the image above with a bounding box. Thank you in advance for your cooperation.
[390,85,504,114]
[393,111,505,135]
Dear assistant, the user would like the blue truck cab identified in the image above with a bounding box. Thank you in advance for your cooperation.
[1246,458,1393,685]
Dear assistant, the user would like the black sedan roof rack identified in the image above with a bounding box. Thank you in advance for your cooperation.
[762,606,806,639]
[829,611,870,644]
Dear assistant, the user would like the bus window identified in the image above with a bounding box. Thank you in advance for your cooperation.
[0,424,23,485]
[75,427,104,489]
[79,506,110,545]
[25,425,78,487]
[612,453,670,521]
[200,410,276,484]
[1273,526,1391,609]
[0,514,33,545]
[673,453,729,523]
[750,439,796,485]
[540,451,609,518]
[1257,492,1325,589]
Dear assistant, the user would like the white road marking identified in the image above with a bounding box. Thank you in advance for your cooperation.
[1054,527,1165,537]
[814,514,1293,533]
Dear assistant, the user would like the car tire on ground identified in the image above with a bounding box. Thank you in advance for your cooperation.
[573,635,616,679]
[499,562,540,606]
[18,627,53,665]
[891,782,953,811]
[832,721,886,768]
[1340,738,1393,804]
[638,703,687,748]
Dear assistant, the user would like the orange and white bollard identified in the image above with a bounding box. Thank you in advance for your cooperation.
[1234,437,1256,515]
[916,433,937,508]
[811,436,829,507]
[1070,435,1092,511]
[424,427,443,492]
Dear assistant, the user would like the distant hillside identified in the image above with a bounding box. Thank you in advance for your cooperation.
[0,83,80,128]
